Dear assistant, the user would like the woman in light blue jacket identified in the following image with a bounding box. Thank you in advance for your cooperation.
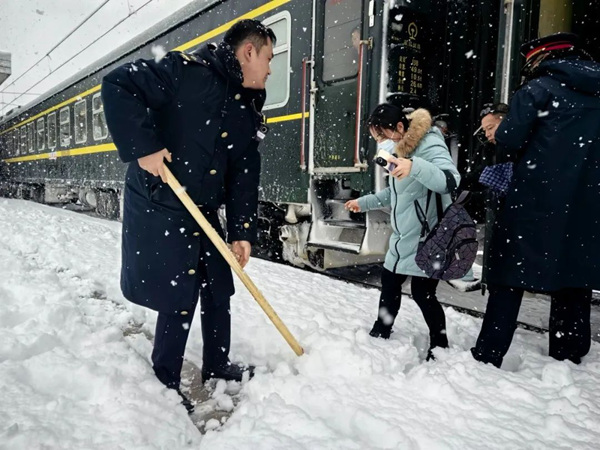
[345,103,460,360]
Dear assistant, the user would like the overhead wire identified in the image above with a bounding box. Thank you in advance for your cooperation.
[1,0,155,114]
[0,0,111,93]
[0,91,42,96]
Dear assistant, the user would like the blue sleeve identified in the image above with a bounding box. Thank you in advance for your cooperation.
[357,188,392,211]
[101,52,183,163]
[409,143,461,194]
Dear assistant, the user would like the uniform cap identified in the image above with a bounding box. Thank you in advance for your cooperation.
[520,32,579,61]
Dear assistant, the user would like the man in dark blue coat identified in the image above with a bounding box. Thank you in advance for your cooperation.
[101,20,276,409]
[471,33,600,368]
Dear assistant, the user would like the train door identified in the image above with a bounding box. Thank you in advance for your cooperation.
[312,0,372,173]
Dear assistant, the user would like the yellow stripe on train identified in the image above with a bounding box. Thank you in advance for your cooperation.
[1,110,308,163]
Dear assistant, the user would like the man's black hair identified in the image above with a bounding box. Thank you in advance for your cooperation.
[479,102,509,119]
[224,19,277,52]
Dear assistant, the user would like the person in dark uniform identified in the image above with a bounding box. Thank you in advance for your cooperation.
[101,19,276,411]
[463,103,509,293]
[463,103,509,223]
[471,33,600,368]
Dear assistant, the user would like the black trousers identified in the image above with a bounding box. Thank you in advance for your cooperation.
[151,263,231,388]
[471,285,592,368]
[376,269,448,348]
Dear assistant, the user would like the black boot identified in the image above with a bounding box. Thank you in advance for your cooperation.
[426,348,436,362]
[175,388,195,414]
[369,321,392,339]
[202,362,255,382]
[426,334,449,361]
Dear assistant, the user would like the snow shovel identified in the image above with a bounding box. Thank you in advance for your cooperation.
[163,164,304,356]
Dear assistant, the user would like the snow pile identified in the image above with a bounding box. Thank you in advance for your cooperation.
[1,199,599,449]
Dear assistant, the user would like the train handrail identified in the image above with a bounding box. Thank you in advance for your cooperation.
[300,57,311,172]
[354,38,371,169]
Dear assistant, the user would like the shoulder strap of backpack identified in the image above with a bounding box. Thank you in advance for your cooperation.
[431,169,457,222]
[435,192,443,222]
[443,168,472,206]
[414,190,432,239]
[443,169,458,197]
[415,170,458,238]
[455,190,471,205]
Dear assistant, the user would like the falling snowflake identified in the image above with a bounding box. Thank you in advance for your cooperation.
[151,44,167,62]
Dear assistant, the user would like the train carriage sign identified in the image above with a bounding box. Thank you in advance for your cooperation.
[387,8,426,98]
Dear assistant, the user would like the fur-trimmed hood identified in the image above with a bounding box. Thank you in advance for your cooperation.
[394,108,433,157]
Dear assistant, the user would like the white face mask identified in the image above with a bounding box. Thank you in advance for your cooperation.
[377,139,396,155]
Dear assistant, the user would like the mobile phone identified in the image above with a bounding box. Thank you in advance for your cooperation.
[374,149,397,172]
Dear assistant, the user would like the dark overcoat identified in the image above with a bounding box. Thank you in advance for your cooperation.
[101,43,265,314]
[487,57,600,292]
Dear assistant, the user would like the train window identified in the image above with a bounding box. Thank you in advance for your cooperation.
[323,0,362,82]
[2,135,9,158]
[36,118,45,152]
[263,11,291,110]
[12,133,17,156]
[14,131,19,156]
[47,112,57,149]
[27,122,35,153]
[13,131,19,157]
[74,100,87,144]
[92,94,108,140]
[11,131,17,156]
[20,126,27,155]
[59,107,71,147]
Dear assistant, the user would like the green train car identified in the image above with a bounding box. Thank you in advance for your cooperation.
[0,0,597,270]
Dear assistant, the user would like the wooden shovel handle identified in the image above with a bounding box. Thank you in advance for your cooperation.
[164,164,304,356]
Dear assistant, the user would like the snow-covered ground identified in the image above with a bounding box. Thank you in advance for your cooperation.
[1,198,599,449]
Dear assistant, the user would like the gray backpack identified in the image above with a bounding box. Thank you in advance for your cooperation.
[414,173,477,280]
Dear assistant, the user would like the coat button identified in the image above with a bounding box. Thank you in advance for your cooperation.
[180,310,189,316]
[234,93,241,100]
[188,269,196,275]
[209,169,217,175]
[243,222,250,229]
[193,232,200,236]
[221,131,228,138]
